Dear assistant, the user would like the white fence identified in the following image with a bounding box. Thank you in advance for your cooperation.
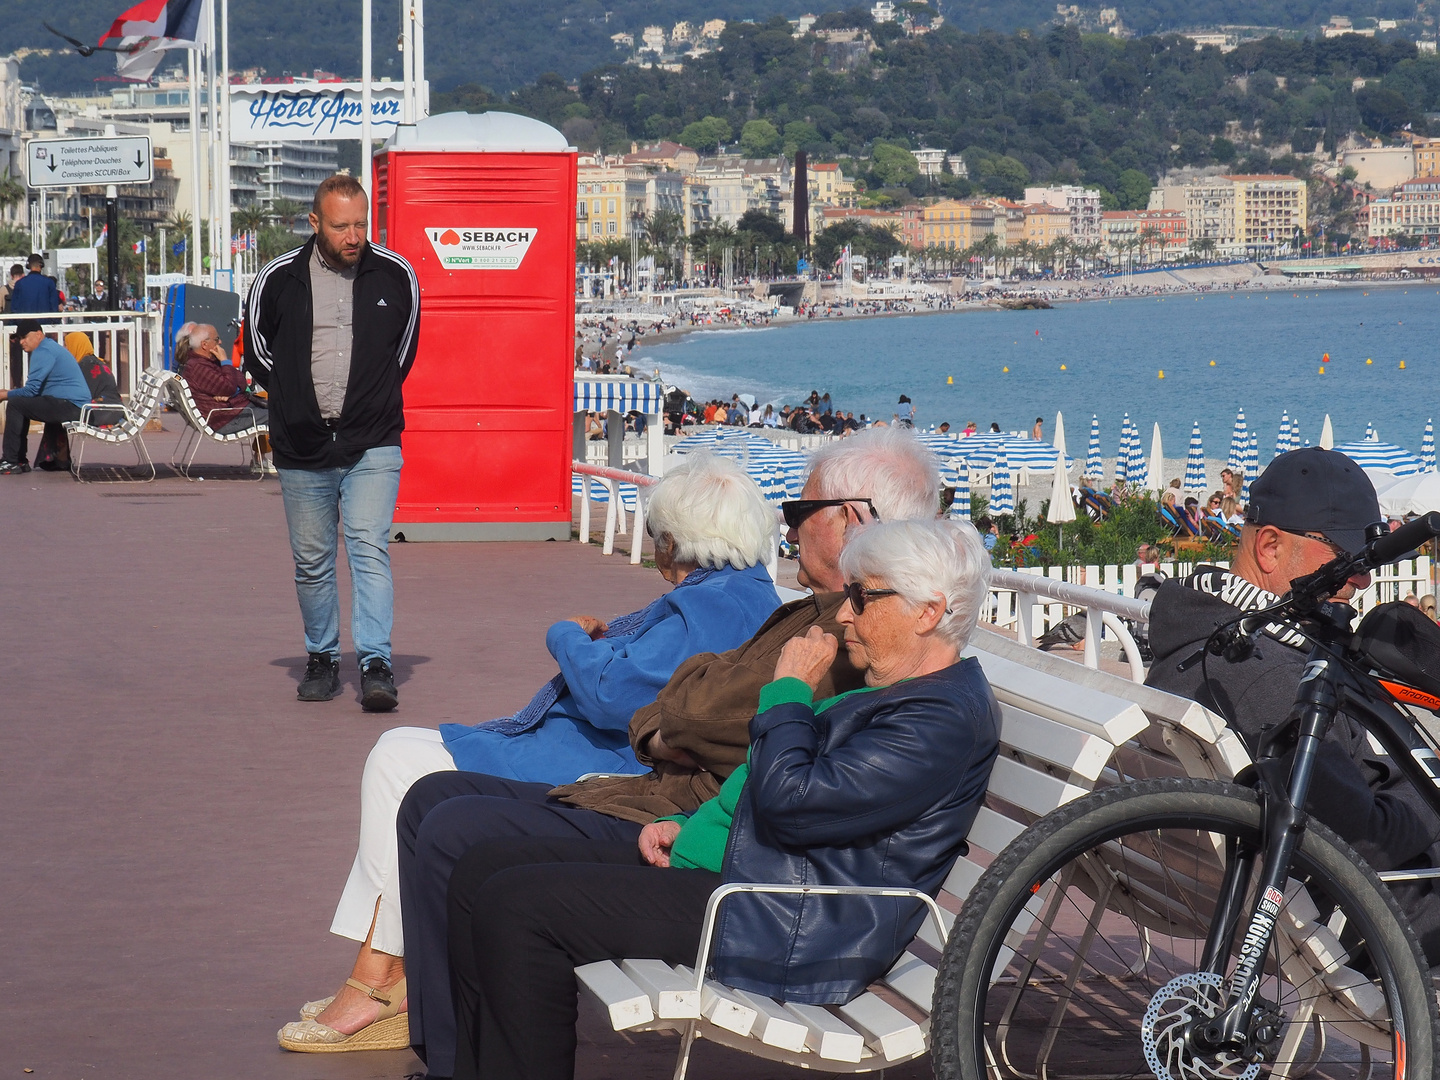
[574,461,658,563]
[5,310,164,401]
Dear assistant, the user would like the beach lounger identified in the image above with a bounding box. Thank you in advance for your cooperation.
[1078,486,1113,521]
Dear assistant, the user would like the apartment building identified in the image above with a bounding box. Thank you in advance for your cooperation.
[1182,174,1306,253]
[1023,185,1102,240]
[1367,177,1440,241]
[1022,203,1071,245]
[1413,137,1440,178]
[623,140,701,175]
[577,162,648,239]
[921,200,996,249]
[1101,209,1187,254]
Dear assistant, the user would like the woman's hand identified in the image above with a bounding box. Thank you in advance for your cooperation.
[638,820,682,867]
[773,625,838,690]
[564,615,608,640]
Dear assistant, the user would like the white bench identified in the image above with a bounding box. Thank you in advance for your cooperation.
[64,367,171,483]
[577,635,1154,1077]
[165,375,267,480]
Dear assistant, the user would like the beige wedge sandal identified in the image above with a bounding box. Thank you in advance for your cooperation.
[278,977,409,1053]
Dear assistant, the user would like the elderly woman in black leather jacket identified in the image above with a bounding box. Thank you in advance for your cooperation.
[438,516,1000,1080]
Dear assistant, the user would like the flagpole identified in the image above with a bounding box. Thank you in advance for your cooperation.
[206,0,219,284]
[414,0,426,116]
[187,50,203,283]
[220,0,232,280]
[361,0,373,200]
[401,0,413,125]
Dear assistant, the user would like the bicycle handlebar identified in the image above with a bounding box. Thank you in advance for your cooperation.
[1286,511,1440,612]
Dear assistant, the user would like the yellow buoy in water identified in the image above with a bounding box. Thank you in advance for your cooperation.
[946,375,954,385]
[1209,360,1216,366]
[1060,364,1067,370]
[1319,366,1326,374]
[1400,360,1407,369]
[1002,366,1009,373]
[1366,358,1373,365]
[1158,370,1165,379]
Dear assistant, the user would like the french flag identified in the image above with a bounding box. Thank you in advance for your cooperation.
[99,0,206,47]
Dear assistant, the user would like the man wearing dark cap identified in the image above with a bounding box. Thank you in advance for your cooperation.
[1147,447,1440,956]
[0,320,91,474]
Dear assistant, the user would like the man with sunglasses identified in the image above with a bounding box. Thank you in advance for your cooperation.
[1146,448,1440,954]
[553,428,941,823]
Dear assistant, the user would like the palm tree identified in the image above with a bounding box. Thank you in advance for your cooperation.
[233,206,266,234]
[269,198,307,230]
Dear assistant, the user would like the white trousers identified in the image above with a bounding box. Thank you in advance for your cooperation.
[329,726,457,956]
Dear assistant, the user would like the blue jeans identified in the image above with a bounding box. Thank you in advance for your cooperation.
[277,445,403,667]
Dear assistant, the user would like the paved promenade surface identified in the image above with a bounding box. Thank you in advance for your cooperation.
[1,427,929,1080]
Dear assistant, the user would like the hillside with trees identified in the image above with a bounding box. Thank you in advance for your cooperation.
[18,0,1438,96]
[445,18,1440,212]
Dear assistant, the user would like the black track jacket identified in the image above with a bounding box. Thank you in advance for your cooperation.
[243,236,420,470]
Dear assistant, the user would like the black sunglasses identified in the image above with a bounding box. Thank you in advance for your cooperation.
[1279,527,1347,558]
[781,498,881,529]
[843,582,899,614]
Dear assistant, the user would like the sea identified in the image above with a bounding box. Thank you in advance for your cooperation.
[636,284,1440,455]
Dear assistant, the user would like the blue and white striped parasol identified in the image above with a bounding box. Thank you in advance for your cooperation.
[933,432,1071,471]
[1275,412,1292,460]
[1085,415,1103,481]
[1364,423,1377,441]
[1333,439,1425,476]
[988,451,1014,515]
[949,466,971,520]
[1115,413,1133,483]
[1126,422,1148,489]
[1289,416,1301,453]
[1423,419,1435,472]
[1184,421,1207,491]
[1242,431,1259,501]
[1227,409,1248,472]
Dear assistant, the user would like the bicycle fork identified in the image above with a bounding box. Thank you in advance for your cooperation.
[1189,655,1340,1063]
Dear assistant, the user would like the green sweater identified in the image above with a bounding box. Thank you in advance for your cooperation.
[664,677,879,872]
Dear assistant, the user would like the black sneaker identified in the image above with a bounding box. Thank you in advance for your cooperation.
[0,460,30,474]
[297,652,342,701]
[361,659,398,713]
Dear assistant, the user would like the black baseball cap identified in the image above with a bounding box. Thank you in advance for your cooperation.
[1244,447,1381,555]
[13,318,42,337]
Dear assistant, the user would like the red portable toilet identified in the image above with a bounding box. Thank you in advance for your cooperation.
[373,111,577,540]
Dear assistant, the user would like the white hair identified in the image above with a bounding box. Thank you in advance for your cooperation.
[645,453,778,570]
[174,321,197,349]
[839,518,991,648]
[808,426,941,522]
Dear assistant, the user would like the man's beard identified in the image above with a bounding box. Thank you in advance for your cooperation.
[318,233,363,268]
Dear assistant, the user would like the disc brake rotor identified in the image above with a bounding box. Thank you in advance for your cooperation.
[1140,972,1262,1080]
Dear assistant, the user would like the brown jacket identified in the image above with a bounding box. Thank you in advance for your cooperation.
[550,591,865,823]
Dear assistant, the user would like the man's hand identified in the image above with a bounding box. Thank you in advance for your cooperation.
[773,625,838,691]
[638,820,682,867]
[647,730,699,769]
[564,615,608,640]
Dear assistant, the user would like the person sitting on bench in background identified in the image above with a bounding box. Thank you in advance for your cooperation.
[0,320,91,475]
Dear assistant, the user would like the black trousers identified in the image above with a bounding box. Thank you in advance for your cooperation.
[396,773,647,1078]
[3,396,80,464]
[447,838,721,1080]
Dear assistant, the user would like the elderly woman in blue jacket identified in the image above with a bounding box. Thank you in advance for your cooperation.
[286,453,779,1050]
[434,516,1000,1080]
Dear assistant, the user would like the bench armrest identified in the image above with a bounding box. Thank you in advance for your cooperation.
[79,401,134,425]
[686,882,951,998]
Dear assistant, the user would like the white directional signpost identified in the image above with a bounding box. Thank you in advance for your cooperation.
[26,137,153,188]
[26,134,152,309]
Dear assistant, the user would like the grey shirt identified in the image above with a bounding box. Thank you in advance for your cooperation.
[309,244,356,420]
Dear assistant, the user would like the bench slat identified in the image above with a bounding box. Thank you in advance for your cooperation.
[731,988,810,1052]
[575,961,653,1030]
[700,981,758,1036]
[782,1001,867,1062]
[882,951,937,1014]
[998,704,1114,782]
[837,992,927,1060]
[987,755,1089,817]
[965,804,1028,855]
[941,857,985,903]
[620,959,700,1019]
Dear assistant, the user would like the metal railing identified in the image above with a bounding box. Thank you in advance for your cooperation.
[988,568,1151,683]
[573,460,659,563]
[3,310,164,401]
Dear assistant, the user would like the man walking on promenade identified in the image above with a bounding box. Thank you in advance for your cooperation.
[244,174,420,711]
[8,254,59,387]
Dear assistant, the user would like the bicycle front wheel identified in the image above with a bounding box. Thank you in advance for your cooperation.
[932,778,1437,1080]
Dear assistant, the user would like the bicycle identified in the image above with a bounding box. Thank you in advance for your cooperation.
[933,512,1440,1080]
